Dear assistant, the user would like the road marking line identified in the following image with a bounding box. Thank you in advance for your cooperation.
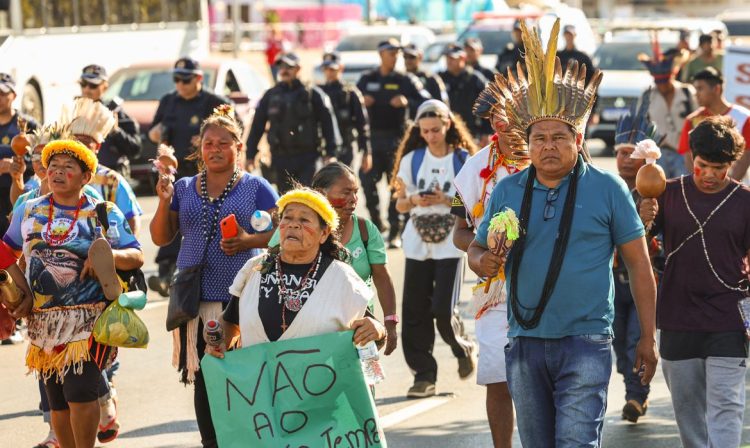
[379,396,451,429]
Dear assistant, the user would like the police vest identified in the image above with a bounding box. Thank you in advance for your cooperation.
[267,84,318,154]
[328,85,356,147]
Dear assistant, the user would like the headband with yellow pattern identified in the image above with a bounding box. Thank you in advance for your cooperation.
[277,189,339,231]
[41,139,98,173]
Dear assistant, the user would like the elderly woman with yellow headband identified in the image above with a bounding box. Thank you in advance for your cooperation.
[2,139,144,448]
[208,187,385,357]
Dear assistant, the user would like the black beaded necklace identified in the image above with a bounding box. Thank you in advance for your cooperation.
[509,158,581,330]
[199,169,240,239]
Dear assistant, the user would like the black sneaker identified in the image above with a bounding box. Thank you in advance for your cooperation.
[147,275,169,298]
[407,381,436,399]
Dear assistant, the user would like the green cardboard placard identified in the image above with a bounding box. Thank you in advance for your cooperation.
[201,330,387,448]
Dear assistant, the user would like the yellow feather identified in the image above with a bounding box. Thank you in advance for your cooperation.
[520,21,543,115]
[544,19,560,114]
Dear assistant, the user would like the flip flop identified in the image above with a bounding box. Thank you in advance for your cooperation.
[33,437,60,448]
[97,402,120,443]
[88,238,122,301]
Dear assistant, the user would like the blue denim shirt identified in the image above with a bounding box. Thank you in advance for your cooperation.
[476,157,644,338]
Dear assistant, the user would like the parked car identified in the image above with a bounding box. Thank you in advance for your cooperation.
[312,25,435,84]
[103,58,269,193]
[589,19,728,150]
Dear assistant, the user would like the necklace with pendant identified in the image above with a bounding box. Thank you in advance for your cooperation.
[276,251,321,312]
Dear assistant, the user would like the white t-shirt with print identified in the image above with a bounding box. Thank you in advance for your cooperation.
[397,149,464,261]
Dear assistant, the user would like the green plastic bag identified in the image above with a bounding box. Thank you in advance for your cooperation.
[93,300,149,348]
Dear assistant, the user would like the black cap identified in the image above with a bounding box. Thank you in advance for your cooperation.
[463,37,483,50]
[563,24,576,35]
[444,43,466,59]
[173,57,202,76]
[698,34,714,46]
[377,38,402,52]
[0,73,16,94]
[321,52,341,69]
[513,19,523,31]
[692,66,723,84]
[402,43,422,57]
[80,64,108,84]
[275,52,300,68]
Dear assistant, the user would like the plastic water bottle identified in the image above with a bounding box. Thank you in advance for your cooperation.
[250,210,273,232]
[203,319,224,348]
[106,220,120,244]
[117,290,147,310]
[357,341,385,385]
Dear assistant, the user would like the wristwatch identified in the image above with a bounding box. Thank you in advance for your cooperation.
[384,314,399,324]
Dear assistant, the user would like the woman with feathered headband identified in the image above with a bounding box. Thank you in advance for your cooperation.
[467,19,658,446]
[150,105,279,447]
[68,97,144,235]
[3,138,144,448]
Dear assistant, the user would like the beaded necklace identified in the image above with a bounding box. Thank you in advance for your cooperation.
[472,138,527,219]
[199,169,240,240]
[276,251,322,332]
[45,195,85,246]
[665,175,747,293]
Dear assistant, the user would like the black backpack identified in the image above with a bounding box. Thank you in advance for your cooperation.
[95,202,148,293]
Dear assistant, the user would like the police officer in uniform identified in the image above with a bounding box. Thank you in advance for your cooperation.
[148,57,229,179]
[557,25,595,83]
[403,43,449,104]
[0,73,37,234]
[357,39,430,246]
[318,52,372,169]
[78,64,141,179]
[147,57,231,296]
[463,38,495,81]
[439,44,492,141]
[496,20,525,75]
[246,52,340,193]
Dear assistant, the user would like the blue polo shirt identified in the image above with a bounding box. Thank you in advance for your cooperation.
[476,157,644,338]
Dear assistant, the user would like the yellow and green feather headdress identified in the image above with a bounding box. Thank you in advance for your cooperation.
[502,19,602,135]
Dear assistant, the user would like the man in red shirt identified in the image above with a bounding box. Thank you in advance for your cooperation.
[678,67,750,178]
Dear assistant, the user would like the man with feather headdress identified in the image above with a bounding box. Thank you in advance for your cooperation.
[610,94,665,424]
[466,19,658,446]
[638,35,697,179]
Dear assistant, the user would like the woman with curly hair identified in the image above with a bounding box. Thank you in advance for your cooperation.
[391,99,478,398]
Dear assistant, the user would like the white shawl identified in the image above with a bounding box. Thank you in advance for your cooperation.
[229,254,373,347]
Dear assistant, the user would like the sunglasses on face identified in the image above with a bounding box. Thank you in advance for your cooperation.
[173,76,195,84]
[543,188,559,221]
[79,81,99,89]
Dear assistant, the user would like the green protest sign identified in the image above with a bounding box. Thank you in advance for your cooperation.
[201,330,387,448]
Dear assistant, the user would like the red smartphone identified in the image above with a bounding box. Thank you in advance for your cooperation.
[220,214,238,238]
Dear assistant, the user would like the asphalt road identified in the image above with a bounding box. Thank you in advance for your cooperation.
[1,157,749,447]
